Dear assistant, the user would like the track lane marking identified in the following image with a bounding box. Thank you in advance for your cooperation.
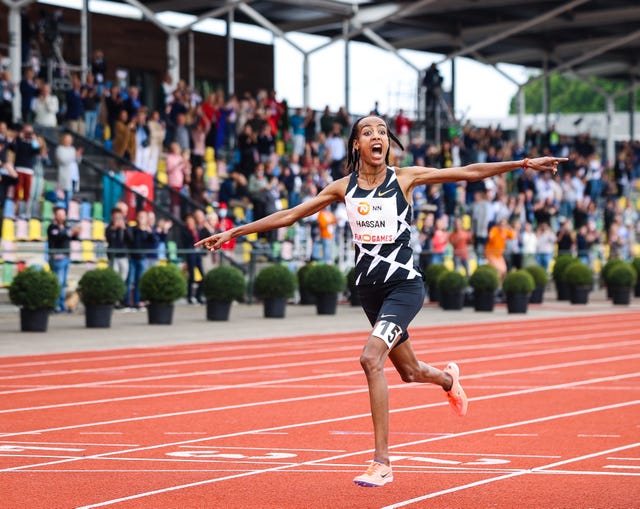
[381,442,640,508]
[67,402,640,509]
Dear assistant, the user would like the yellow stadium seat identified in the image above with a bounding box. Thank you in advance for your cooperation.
[96,260,109,269]
[469,258,478,273]
[2,219,15,242]
[81,240,95,262]
[444,258,454,270]
[246,233,258,242]
[28,219,42,241]
[462,214,471,230]
[232,206,245,222]
[242,241,252,263]
[205,147,215,163]
[206,159,217,179]
[92,220,106,241]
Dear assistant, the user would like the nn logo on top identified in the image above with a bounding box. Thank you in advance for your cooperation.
[357,202,382,215]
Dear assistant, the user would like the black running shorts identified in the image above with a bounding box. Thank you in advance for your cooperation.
[357,277,426,348]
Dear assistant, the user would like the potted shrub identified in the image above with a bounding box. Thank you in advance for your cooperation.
[297,262,316,305]
[502,269,535,314]
[305,263,347,315]
[437,270,466,310]
[607,263,637,305]
[139,264,187,324]
[424,263,447,303]
[201,265,246,321]
[630,257,640,298]
[468,265,499,312]
[564,261,594,305]
[600,258,626,299]
[524,265,548,304]
[346,267,360,306]
[77,268,126,328]
[552,255,576,301]
[254,264,296,318]
[9,266,60,332]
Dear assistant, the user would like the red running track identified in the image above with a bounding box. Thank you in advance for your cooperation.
[0,312,639,508]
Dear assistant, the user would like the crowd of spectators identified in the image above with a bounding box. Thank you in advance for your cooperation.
[2,45,640,288]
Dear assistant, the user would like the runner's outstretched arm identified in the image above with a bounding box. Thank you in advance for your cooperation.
[194,178,347,251]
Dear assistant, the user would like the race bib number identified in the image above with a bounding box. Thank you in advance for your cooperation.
[372,320,403,349]
[346,196,397,244]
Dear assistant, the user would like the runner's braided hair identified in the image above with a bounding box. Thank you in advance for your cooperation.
[345,115,405,174]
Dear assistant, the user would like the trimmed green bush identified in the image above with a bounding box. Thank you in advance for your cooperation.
[297,262,315,293]
[305,263,346,294]
[553,255,577,284]
[502,269,535,294]
[469,265,499,292]
[632,257,640,277]
[564,262,594,287]
[600,258,626,285]
[9,267,60,311]
[424,263,447,288]
[254,264,296,300]
[77,268,126,306]
[140,264,187,304]
[524,264,549,287]
[437,270,467,292]
[607,263,637,288]
[346,267,357,291]
[202,265,246,303]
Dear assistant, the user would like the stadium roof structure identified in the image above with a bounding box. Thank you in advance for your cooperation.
[131,0,640,83]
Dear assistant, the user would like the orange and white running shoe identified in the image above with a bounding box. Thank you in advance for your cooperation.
[353,460,393,487]
[444,362,468,416]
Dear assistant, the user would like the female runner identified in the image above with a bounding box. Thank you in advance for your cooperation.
[196,116,565,487]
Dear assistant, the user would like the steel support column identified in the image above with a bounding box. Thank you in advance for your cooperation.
[167,33,180,90]
[226,9,235,96]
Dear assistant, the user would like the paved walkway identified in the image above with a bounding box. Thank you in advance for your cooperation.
[1,288,638,357]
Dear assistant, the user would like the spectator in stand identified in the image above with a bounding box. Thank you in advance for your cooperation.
[470,190,491,264]
[419,212,435,273]
[326,122,347,181]
[172,112,190,152]
[289,107,306,156]
[304,107,317,146]
[506,217,523,270]
[585,154,603,204]
[182,213,204,304]
[431,217,449,264]
[394,109,412,150]
[0,128,18,223]
[148,213,171,266]
[315,205,336,263]
[33,83,59,127]
[65,75,84,135]
[123,86,141,120]
[27,134,48,218]
[81,73,99,140]
[0,70,15,126]
[189,165,209,209]
[90,49,107,92]
[556,220,574,256]
[19,68,38,124]
[485,218,515,278]
[105,206,132,285]
[113,109,136,162]
[535,222,556,272]
[55,132,82,211]
[449,217,472,277]
[216,203,236,255]
[126,210,153,310]
[133,108,151,172]
[104,83,123,137]
[190,109,209,169]
[147,110,165,176]
[47,206,81,313]
[237,123,257,179]
[256,123,275,163]
[521,221,538,267]
[165,141,190,219]
[9,124,40,218]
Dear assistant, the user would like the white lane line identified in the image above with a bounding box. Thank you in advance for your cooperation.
[2,373,638,474]
[399,451,560,458]
[0,441,140,447]
[2,324,637,383]
[71,405,640,509]
[0,359,638,441]
[381,442,640,509]
[578,434,621,438]
[1,338,638,413]
[603,465,640,470]
[494,433,539,437]
[3,316,628,369]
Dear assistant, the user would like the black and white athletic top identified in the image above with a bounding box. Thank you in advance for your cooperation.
[345,167,422,286]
